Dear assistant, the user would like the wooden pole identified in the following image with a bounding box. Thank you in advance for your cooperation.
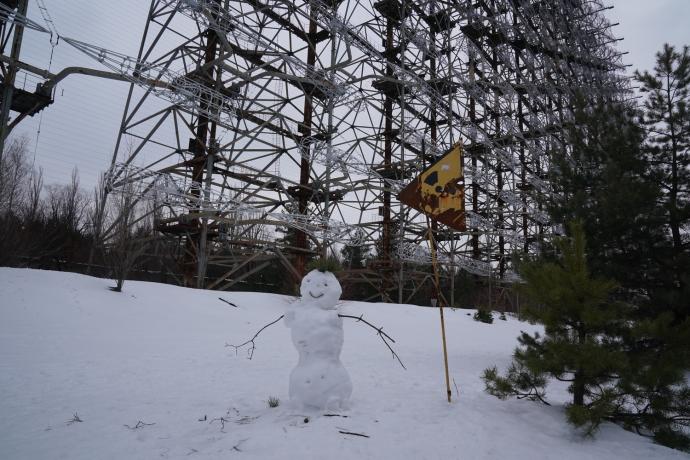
[427,219,452,403]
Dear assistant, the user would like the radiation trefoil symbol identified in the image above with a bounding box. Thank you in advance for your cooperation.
[398,143,466,231]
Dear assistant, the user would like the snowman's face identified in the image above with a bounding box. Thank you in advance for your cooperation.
[300,269,342,309]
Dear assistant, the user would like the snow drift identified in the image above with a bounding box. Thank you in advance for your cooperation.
[0,268,686,459]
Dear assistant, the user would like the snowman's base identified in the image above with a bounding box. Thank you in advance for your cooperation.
[287,399,352,414]
[288,360,353,412]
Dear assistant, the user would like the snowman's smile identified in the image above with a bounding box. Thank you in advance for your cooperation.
[309,291,324,299]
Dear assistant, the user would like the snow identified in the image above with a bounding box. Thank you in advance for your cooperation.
[285,270,352,411]
[0,267,686,459]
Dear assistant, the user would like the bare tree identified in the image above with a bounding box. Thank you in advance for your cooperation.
[38,168,91,269]
[86,173,110,274]
[24,167,44,223]
[0,136,30,216]
[105,171,151,292]
[46,168,88,233]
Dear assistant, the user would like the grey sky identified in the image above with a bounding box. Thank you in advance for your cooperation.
[609,0,690,76]
[15,0,146,189]
[10,1,690,190]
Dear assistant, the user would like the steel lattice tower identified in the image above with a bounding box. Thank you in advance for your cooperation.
[95,0,629,300]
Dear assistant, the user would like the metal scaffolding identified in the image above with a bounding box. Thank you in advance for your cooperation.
[70,0,629,299]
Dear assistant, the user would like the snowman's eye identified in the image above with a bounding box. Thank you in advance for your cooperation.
[324,283,328,287]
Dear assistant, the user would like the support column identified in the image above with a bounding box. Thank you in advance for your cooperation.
[0,0,29,162]
[184,4,219,287]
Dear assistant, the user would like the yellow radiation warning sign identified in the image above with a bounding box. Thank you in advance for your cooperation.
[398,143,466,231]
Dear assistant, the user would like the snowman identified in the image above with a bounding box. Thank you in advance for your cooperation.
[283,269,353,411]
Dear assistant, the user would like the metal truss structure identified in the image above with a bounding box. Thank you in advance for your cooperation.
[37,0,631,300]
[0,0,53,155]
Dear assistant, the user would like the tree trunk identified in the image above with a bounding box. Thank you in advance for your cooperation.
[573,375,585,406]
[665,74,682,252]
[573,326,586,406]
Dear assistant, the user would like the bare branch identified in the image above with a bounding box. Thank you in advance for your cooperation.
[227,312,406,370]
[226,314,284,359]
[218,297,238,308]
[338,314,406,370]
[66,413,83,425]
[210,416,231,432]
[338,430,369,438]
[124,420,155,430]
[232,438,249,452]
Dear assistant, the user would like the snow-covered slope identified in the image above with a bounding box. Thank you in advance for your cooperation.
[0,268,685,459]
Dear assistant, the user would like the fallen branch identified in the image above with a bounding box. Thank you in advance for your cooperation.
[338,430,369,438]
[210,416,231,431]
[226,314,284,359]
[219,297,238,308]
[233,438,249,452]
[338,314,406,370]
[66,413,83,425]
[124,420,155,430]
[236,415,259,425]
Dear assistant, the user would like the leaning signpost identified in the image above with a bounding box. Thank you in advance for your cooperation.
[398,143,466,403]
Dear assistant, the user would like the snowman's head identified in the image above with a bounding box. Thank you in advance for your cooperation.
[300,269,342,310]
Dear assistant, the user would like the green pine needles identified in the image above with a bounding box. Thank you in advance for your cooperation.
[484,44,690,452]
[483,222,628,434]
[307,256,343,274]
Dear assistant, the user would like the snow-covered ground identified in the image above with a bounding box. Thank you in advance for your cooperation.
[0,268,686,459]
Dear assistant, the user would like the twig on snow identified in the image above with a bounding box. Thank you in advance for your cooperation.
[209,408,242,432]
[338,314,406,369]
[219,297,238,308]
[124,420,155,430]
[338,430,370,438]
[233,438,249,452]
[236,415,259,425]
[210,416,231,432]
[66,413,83,425]
[226,314,284,359]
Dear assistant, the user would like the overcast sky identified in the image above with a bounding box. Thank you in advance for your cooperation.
[10,1,690,190]
[608,0,690,77]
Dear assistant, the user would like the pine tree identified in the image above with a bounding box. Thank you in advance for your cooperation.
[483,223,628,434]
[633,44,690,322]
[549,98,664,293]
[548,92,690,449]
[617,45,690,450]
[635,44,690,259]
[490,48,690,448]
[341,240,368,269]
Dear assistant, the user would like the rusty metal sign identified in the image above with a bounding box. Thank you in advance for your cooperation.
[398,143,466,231]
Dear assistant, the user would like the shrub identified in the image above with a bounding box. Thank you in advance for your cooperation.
[473,309,494,324]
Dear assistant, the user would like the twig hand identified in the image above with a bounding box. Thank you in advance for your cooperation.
[338,314,406,369]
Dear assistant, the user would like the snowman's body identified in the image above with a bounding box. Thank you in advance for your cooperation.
[284,270,352,411]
